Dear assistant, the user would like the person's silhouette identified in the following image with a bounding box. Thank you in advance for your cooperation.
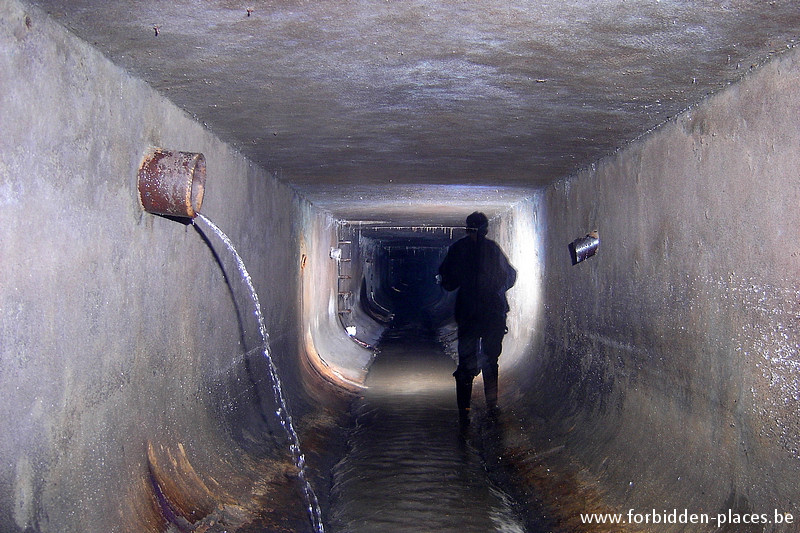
[438,212,516,423]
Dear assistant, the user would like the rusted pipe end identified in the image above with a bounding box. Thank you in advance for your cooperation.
[138,149,206,218]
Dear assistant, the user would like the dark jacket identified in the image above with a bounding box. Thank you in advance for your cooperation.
[439,235,516,325]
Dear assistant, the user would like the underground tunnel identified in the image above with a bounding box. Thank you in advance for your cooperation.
[2,0,800,531]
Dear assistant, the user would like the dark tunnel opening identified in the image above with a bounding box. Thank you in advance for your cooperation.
[336,224,462,346]
[364,232,454,337]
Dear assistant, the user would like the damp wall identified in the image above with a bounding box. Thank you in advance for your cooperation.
[299,212,375,391]
[0,1,332,530]
[493,196,545,372]
[510,46,800,527]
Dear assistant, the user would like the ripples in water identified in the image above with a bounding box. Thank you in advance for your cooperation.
[328,337,526,532]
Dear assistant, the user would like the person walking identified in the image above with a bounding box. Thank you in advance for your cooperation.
[438,212,516,424]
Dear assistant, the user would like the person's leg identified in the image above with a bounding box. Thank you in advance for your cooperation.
[455,374,473,424]
[480,315,506,410]
[482,362,498,410]
[455,323,479,418]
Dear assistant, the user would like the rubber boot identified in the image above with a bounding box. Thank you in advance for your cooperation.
[483,364,498,412]
[456,377,473,425]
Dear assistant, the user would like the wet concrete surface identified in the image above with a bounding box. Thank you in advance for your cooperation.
[327,326,529,532]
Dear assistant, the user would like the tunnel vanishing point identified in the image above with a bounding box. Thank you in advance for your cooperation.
[2,0,800,531]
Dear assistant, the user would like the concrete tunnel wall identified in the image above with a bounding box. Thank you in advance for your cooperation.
[299,216,376,390]
[499,46,800,528]
[1,2,347,531]
[3,0,800,530]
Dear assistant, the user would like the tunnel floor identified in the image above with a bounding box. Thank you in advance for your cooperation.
[326,325,529,532]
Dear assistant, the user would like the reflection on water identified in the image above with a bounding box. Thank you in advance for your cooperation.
[328,330,526,532]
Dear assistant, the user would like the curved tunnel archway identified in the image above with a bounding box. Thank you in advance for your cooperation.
[354,226,457,338]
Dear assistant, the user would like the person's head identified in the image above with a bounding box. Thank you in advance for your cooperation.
[465,211,489,238]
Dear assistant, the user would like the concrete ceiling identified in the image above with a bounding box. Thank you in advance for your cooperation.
[27,0,800,225]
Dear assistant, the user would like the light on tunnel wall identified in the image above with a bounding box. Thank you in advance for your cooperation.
[569,230,599,265]
[330,247,342,261]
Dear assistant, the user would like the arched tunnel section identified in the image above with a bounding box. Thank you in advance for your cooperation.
[345,225,458,341]
[2,2,800,532]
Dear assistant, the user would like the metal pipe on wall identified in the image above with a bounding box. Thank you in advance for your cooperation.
[138,149,206,218]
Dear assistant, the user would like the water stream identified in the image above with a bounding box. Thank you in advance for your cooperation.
[328,326,527,532]
[196,214,325,533]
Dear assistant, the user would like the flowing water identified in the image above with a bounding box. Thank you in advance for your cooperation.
[197,215,527,532]
[196,214,325,533]
[328,326,527,532]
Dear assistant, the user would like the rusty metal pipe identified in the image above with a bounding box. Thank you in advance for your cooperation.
[138,149,206,218]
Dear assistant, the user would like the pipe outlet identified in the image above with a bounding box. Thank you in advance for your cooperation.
[569,230,599,265]
[138,149,206,218]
